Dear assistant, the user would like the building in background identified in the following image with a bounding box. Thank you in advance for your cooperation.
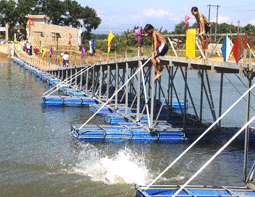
[26,15,79,51]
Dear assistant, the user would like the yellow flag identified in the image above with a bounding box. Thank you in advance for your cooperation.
[108,31,115,53]
[42,50,46,61]
[186,29,196,59]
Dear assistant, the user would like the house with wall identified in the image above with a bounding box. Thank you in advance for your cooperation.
[26,15,79,51]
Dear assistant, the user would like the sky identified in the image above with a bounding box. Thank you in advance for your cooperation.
[76,0,255,34]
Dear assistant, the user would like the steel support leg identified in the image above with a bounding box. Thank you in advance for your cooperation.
[200,69,204,122]
[75,68,77,86]
[86,69,89,94]
[183,66,187,128]
[107,65,110,100]
[92,66,95,97]
[80,69,83,90]
[99,65,102,99]
[218,72,224,128]
[115,63,119,109]
[150,66,155,129]
[244,79,252,182]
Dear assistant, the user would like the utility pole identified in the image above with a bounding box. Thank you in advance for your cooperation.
[207,5,220,43]
[208,5,212,42]
[238,20,241,33]
[215,5,220,42]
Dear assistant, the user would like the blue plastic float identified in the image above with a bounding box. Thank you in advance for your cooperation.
[135,185,255,197]
[71,124,185,143]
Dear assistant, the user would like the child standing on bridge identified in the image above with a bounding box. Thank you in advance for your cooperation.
[134,24,168,80]
[191,7,210,55]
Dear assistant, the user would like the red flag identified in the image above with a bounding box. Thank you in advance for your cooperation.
[34,47,38,55]
[68,33,72,46]
[28,19,34,26]
[232,35,244,64]
[185,14,191,33]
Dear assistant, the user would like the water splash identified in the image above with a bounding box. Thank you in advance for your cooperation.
[70,144,152,185]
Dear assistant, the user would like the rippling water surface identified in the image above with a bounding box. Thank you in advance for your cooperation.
[1,58,255,196]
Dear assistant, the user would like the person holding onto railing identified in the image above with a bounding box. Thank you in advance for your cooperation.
[134,24,168,80]
[191,7,210,57]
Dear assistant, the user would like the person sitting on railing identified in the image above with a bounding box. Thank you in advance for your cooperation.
[191,7,210,57]
[63,51,70,67]
[134,24,168,80]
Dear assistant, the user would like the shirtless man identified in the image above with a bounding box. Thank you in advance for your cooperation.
[134,24,168,80]
[191,7,210,53]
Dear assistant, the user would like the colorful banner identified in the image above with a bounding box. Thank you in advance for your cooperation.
[134,27,143,46]
[14,34,17,43]
[81,47,86,58]
[221,35,232,62]
[108,31,115,53]
[186,29,196,59]
[185,14,191,33]
[78,28,82,46]
[28,19,34,26]
[34,47,38,56]
[24,43,27,51]
[20,43,24,50]
[42,50,46,60]
[68,33,72,46]
[50,46,53,57]
[232,35,244,64]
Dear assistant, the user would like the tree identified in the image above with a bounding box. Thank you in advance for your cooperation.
[38,0,65,25]
[80,5,101,39]
[0,0,101,40]
[174,21,186,34]
[0,0,18,36]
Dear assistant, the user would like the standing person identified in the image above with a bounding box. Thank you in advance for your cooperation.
[134,24,168,80]
[27,42,30,55]
[191,7,210,55]
[62,52,70,67]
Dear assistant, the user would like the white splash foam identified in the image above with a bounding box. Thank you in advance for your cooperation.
[70,144,152,185]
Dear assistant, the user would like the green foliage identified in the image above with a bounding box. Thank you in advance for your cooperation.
[0,0,18,36]
[174,21,186,34]
[0,0,101,39]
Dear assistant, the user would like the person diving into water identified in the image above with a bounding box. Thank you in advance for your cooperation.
[134,24,169,80]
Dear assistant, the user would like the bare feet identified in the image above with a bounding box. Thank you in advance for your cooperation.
[154,72,162,80]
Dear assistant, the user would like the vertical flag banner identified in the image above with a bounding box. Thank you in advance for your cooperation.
[32,37,35,44]
[185,14,191,33]
[78,28,82,46]
[24,43,27,51]
[34,47,38,56]
[221,35,232,62]
[134,27,143,46]
[232,35,244,64]
[91,37,95,55]
[28,19,34,26]
[50,46,53,57]
[89,41,92,54]
[108,31,115,53]
[81,47,86,58]
[68,33,72,46]
[186,29,196,59]
[20,43,24,50]
[40,45,43,53]
[42,50,46,60]
[14,34,17,43]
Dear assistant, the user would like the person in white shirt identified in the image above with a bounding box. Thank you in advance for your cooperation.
[62,52,70,67]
